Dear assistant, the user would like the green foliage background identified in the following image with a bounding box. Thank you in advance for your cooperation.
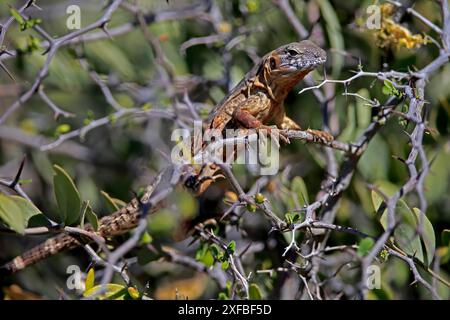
[0,0,449,299]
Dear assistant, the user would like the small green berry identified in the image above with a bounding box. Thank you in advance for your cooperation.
[254,193,265,204]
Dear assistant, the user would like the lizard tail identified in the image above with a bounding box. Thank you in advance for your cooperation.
[0,233,80,277]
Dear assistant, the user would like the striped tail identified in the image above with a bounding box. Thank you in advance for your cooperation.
[0,233,80,277]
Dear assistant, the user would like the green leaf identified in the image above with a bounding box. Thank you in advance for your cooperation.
[86,206,98,231]
[27,214,52,228]
[285,212,301,224]
[357,238,375,257]
[355,89,372,128]
[53,165,81,225]
[0,195,41,233]
[358,135,389,181]
[218,292,228,300]
[317,0,344,78]
[424,148,450,204]
[83,283,127,300]
[338,103,356,141]
[209,244,221,257]
[370,180,398,213]
[201,250,215,267]
[139,231,153,245]
[291,176,309,207]
[249,283,263,300]
[195,243,215,267]
[221,260,230,270]
[442,229,450,246]
[80,200,98,231]
[9,7,24,25]
[227,241,236,255]
[9,196,41,227]
[101,191,125,213]
[127,287,140,300]
[85,268,95,292]
[380,200,424,263]
[412,208,436,266]
[0,194,26,234]
[31,151,53,184]
[85,42,135,80]
[382,80,395,96]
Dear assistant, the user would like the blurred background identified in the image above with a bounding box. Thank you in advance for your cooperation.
[0,0,449,299]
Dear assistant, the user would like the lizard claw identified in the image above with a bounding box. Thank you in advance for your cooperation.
[256,125,290,147]
[306,129,334,144]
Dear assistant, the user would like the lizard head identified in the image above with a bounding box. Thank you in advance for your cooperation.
[265,40,326,77]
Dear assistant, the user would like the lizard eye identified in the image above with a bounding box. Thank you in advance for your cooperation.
[287,49,298,56]
[269,57,277,69]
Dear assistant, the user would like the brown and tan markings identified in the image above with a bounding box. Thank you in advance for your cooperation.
[0,41,332,276]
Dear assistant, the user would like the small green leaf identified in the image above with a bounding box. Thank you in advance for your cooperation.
[227,241,236,255]
[221,261,229,270]
[412,208,436,266]
[9,195,41,228]
[209,244,221,257]
[442,229,450,246]
[249,283,263,300]
[9,7,24,25]
[127,287,140,300]
[139,231,153,245]
[370,180,398,213]
[201,250,215,267]
[195,244,215,267]
[285,212,301,224]
[101,191,125,213]
[382,80,394,96]
[85,268,95,292]
[18,179,32,185]
[218,292,228,300]
[291,176,309,207]
[53,165,81,225]
[85,205,98,231]
[83,283,127,300]
[357,238,375,257]
[380,200,424,263]
[0,194,26,234]
[80,200,98,231]
[317,0,344,78]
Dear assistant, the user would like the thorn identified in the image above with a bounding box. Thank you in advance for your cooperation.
[392,155,406,164]
[0,60,16,82]
[101,23,113,40]
[41,45,52,55]
[9,155,26,188]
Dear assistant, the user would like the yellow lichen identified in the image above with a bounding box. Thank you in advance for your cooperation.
[373,3,429,49]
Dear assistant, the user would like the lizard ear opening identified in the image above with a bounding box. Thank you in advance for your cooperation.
[269,57,277,70]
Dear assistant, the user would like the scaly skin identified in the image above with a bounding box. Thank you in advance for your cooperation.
[0,174,162,276]
[186,41,332,194]
[0,41,331,276]
[207,41,328,133]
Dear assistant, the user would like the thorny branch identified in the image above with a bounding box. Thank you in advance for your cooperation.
[0,0,449,300]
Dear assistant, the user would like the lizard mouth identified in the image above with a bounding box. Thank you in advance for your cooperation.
[281,56,327,73]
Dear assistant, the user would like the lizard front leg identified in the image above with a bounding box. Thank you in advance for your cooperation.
[278,115,334,143]
[233,109,289,144]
